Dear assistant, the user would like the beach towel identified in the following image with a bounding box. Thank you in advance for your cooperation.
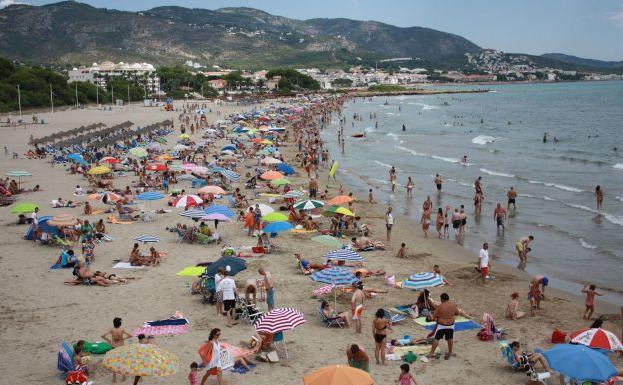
[415,317,481,332]
[390,345,431,357]
[176,266,206,277]
[133,324,189,337]
[113,262,144,269]
[147,318,188,327]
[86,209,105,215]
[292,229,317,234]
[231,362,255,374]
[74,341,113,354]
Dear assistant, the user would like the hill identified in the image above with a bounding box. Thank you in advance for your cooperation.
[541,53,623,70]
[0,1,480,68]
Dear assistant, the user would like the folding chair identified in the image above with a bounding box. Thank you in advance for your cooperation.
[319,307,345,328]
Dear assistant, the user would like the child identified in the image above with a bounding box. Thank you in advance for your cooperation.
[101,317,132,383]
[82,239,95,263]
[188,362,199,385]
[397,363,419,385]
[582,284,603,320]
[368,189,376,204]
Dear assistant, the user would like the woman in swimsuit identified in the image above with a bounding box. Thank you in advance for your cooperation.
[406,177,414,198]
[420,208,431,238]
[435,208,444,239]
[372,308,392,365]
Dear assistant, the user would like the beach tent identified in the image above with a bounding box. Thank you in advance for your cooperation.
[24,215,59,240]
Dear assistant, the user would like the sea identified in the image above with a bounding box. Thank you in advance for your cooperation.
[322,80,623,304]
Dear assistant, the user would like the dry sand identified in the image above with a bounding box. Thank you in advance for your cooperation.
[0,100,621,384]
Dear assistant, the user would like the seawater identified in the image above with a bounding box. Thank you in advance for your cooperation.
[323,81,623,304]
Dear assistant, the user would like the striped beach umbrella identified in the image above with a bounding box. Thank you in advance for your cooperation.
[322,249,363,262]
[204,205,235,218]
[190,166,209,174]
[168,164,185,172]
[6,170,32,177]
[134,234,160,243]
[198,186,226,195]
[200,213,231,222]
[218,169,240,182]
[403,272,444,290]
[179,209,206,219]
[174,194,203,208]
[282,190,305,199]
[311,267,358,286]
[254,307,306,334]
[137,191,164,201]
[569,328,623,351]
[293,200,324,210]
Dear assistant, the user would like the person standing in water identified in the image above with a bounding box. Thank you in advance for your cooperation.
[434,174,443,192]
[402,124,406,131]
[406,177,414,198]
[507,187,517,210]
[493,203,507,235]
[595,185,604,210]
[389,166,397,193]
[515,235,534,266]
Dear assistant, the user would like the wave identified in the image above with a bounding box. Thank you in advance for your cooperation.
[386,133,400,141]
[563,202,623,226]
[431,155,460,164]
[374,160,393,168]
[395,145,428,157]
[579,238,598,249]
[446,178,473,188]
[518,194,557,202]
[472,135,499,145]
[364,127,375,133]
[614,163,623,170]
[480,168,515,178]
[408,102,439,110]
[528,180,583,193]
[615,196,623,202]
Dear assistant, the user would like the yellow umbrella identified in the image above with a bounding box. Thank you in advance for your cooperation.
[88,166,112,175]
[261,139,273,145]
[303,365,373,385]
[157,154,173,161]
[179,133,191,139]
[103,343,179,377]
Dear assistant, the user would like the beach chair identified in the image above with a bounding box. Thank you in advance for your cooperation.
[237,298,263,324]
[500,341,551,384]
[318,307,345,328]
[220,349,236,371]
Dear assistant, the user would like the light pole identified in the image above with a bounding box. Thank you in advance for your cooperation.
[50,83,54,114]
[17,84,22,119]
[111,84,114,106]
[75,82,79,108]
[96,85,99,107]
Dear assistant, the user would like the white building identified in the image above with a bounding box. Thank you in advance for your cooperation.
[67,61,160,93]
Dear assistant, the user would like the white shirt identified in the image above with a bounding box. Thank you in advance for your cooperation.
[207,341,222,370]
[218,277,236,300]
[75,187,83,195]
[386,213,394,225]
[479,248,489,268]
[31,211,38,223]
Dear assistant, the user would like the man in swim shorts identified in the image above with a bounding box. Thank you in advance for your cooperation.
[507,187,517,210]
[493,203,507,234]
[434,174,443,191]
[351,282,364,334]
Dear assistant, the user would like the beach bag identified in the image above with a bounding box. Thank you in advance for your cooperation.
[65,370,88,385]
[252,246,265,253]
[551,329,566,344]
[403,351,417,364]
[198,342,213,364]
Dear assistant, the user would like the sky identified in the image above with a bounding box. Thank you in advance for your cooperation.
[3,0,623,61]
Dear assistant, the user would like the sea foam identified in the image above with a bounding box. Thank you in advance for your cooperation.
[480,168,515,178]
[472,135,498,145]
[529,180,583,193]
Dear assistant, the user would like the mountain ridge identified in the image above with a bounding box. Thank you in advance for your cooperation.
[541,53,623,69]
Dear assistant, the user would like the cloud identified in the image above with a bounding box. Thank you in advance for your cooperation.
[609,7,623,26]
[0,0,25,8]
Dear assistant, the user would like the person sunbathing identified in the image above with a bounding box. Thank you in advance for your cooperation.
[294,254,326,274]
[321,300,351,327]
[303,216,319,231]
[390,336,431,346]
[354,268,386,278]
[64,262,112,286]
[351,237,384,251]
[93,271,134,284]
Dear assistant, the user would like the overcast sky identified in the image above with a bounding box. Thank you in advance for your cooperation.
[4,0,623,61]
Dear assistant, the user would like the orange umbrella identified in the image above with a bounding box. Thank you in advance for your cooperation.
[327,195,354,205]
[260,170,284,180]
[198,185,226,195]
[303,365,373,385]
[251,138,263,144]
[156,154,174,161]
[48,213,78,227]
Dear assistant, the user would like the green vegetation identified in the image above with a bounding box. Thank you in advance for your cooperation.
[367,84,406,92]
[266,69,320,92]
[331,78,353,88]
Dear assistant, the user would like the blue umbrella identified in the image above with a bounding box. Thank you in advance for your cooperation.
[263,221,293,233]
[218,169,240,182]
[134,234,160,243]
[204,257,246,277]
[204,205,235,219]
[311,267,358,286]
[403,272,444,290]
[67,153,83,160]
[221,145,237,152]
[25,215,59,240]
[136,191,164,201]
[543,344,617,383]
[322,249,363,262]
[276,163,295,175]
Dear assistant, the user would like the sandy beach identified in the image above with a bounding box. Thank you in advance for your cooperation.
[0,99,621,385]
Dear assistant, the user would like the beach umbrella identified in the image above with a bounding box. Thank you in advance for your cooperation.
[204,205,235,219]
[543,344,618,383]
[325,206,354,216]
[100,157,120,164]
[146,142,162,151]
[102,343,179,378]
[178,134,191,140]
[168,164,185,172]
[263,221,293,233]
[137,191,164,201]
[48,213,78,227]
[303,365,373,385]
[311,235,343,248]
[88,191,121,203]
[261,139,273,145]
[311,267,357,286]
[129,148,148,158]
[293,200,324,210]
[67,153,84,162]
[261,157,281,165]
[190,166,210,174]
[254,307,306,334]
[173,144,189,151]
[248,203,274,215]
[403,272,444,290]
[221,145,236,152]
[156,154,173,162]
[218,169,240,182]
[283,190,305,199]
[251,137,263,144]
[200,213,231,222]
[173,194,203,208]
[270,178,291,187]
[261,212,289,222]
[204,257,246,277]
[179,209,207,219]
[322,249,363,262]
[569,328,623,351]
[134,234,160,243]
[88,166,112,175]
[6,170,32,188]
[10,202,38,214]
[260,170,284,180]
[327,195,354,205]
[145,163,167,172]
[275,163,295,175]
[182,163,197,171]
[198,186,226,195]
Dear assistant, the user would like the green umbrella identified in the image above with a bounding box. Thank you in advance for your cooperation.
[155,137,167,144]
[270,178,291,187]
[129,147,148,158]
[6,170,32,189]
[311,235,343,248]
[10,202,38,214]
[261,212,289,222]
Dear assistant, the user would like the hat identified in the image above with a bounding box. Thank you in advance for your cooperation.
[225,265,231,272]
[542,277,549,286]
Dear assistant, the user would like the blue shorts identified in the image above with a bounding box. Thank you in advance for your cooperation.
[266,287,275,308]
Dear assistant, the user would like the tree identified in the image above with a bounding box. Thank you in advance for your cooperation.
[266,68,320,91]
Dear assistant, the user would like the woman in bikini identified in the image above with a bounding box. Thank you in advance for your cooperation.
[435,208,444,239]
[372,308,392,365]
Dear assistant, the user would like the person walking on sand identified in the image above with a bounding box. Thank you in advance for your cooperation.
[507,186,517,210]
[595,185,604,210]
[385,207,394,242]
[478,243,490,283]
[396,363,420,385]
[259,267,275,311]
[199,328,223,385]
[368,189,376,204]
[351,281,364,334]
[428,293,468,360]
[493,203,507,235]
[101,317,132,383]
[372,308,392,365]
[218,270,237,327]
[582,284,603,320]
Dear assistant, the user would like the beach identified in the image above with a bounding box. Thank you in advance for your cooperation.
[0,96,621,385]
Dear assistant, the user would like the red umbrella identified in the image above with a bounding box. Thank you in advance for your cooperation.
[101,157,120,164]
[569,328,623,351]
[146,163,168,172]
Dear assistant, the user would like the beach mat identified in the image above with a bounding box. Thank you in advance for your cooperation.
[176,266,205,277]
[133,324,189,337]
[415,317,481,332]
[413,316,471,327]
[113,262,144,269]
